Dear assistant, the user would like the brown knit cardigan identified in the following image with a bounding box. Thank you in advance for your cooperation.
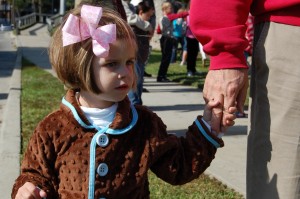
[12,89,224,199]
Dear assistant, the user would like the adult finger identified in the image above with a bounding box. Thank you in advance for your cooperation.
[223,88,238,127]
[236,78,249,113]
[211,94,224,133]
[203,70,221,104]
[202,99,220,123]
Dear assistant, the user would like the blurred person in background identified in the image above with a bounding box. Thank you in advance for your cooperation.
[125,0,155,105]
[157,1,188,82]
[170,8,188,66]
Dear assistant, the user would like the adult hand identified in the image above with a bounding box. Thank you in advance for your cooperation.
[203,68,248,133]
[203,94,237,128]
[15,182,47,199]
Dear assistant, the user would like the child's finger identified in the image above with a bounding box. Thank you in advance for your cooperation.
[225,112,237,121]
[16,182,41,199]
[35,187,47,199]
[221,106,237,129]
[227,106,237,114]
[225,120,235,126]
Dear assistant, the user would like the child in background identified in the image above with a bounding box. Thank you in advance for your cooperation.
[126,1,155,105]
[170,8,188,65]
[12,3,236,199]
[157,1,189,82]
[122,0,153,32]
[186,14,200,77]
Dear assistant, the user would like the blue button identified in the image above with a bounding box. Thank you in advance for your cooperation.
[96,134,109,147]
[97,163,108,176]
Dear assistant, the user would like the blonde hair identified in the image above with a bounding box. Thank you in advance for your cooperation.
[49,3,137,94]
[161,1,172,12]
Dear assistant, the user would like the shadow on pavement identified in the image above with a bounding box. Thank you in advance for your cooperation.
[147,103,205,112]
[20,47,51,71]
[0,51,16,77]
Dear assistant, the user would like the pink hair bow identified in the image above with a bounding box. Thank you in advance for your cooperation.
[62,5,116,57]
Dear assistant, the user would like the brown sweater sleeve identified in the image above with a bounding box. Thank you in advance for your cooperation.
[11,122,59,198]
[149,113,223,185]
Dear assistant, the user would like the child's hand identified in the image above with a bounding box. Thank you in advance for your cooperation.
[15,182,47,199]
[203,95,237,133]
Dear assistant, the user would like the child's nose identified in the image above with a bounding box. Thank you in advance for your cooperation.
[118,65,132,78]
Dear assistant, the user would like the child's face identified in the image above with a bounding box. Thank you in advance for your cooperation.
[165,5,173,14]
[139,9,154,21]
[87,39,136,108]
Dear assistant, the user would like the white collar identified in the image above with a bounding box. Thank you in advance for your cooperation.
[80,103,118,129]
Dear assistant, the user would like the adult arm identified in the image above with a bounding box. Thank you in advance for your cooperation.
[167,11,189,21]
[189,0,250,132]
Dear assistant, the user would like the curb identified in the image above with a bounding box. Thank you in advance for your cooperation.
[0,44,22,198]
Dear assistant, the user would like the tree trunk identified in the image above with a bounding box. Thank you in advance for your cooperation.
[38,0,42,17]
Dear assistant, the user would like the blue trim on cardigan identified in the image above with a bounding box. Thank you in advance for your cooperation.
[62,97,138,134]
[62,97,139,199]
[195,119,220,148]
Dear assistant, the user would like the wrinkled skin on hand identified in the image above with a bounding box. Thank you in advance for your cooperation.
[203,69,248,133]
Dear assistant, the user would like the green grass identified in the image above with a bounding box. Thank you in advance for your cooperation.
[148,173,244,199]
[21,58,65,154]
[21,54,244,199]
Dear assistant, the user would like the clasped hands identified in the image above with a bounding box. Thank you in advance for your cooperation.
[203,69,249,134]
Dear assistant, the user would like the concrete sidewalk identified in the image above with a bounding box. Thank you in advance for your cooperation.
[0,24,247,198]
[0,30,21,199]
[142,78,247,197]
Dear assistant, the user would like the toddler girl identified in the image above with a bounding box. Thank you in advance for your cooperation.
[12,3,236,199]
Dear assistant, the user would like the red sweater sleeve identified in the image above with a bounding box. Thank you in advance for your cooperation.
[189,0,251,70]
[167,11,189,22]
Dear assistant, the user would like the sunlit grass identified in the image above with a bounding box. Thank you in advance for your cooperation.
[21,58,65,154]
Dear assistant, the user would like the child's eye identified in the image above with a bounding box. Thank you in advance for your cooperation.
[105,62,117,67]
[126,60,135,67]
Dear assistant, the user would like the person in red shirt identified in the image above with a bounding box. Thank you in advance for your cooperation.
[189,0,300,198]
